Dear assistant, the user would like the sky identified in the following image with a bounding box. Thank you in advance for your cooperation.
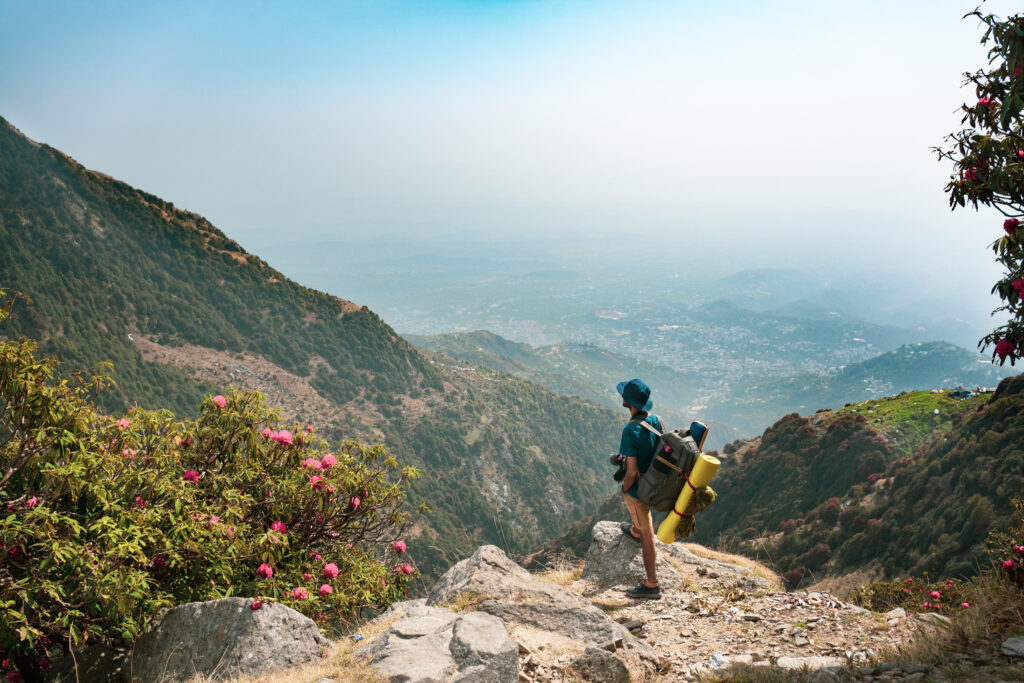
[0,1,1020,311]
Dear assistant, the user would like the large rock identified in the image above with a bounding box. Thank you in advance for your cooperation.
[354,602,518,682]
[126,598,329,682]
[567,647,631,683]
[582,520,773,590]
[426,545,656,670]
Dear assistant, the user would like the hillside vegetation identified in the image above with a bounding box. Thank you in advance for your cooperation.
[696,377,1024,586]
[0,117,623,577]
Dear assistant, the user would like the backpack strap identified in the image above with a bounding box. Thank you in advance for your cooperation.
[633,415,664,438]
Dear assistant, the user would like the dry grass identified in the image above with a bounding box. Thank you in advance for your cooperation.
[803,567,881,600]
[677,543,784,589]
[438,590,489,612]
[871,572,1024,669]
[534,554,585,587]
[589,596,629,612]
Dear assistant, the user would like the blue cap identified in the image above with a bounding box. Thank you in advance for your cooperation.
[617,379,653,411]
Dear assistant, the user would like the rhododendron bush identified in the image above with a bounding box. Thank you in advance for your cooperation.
[0,296,419,679]
[938,9,1024,364]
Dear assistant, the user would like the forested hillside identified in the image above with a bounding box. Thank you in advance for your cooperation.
[695,377,1024,586]
[0,117,624,576]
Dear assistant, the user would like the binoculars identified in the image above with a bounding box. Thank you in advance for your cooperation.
[609,453,626,481]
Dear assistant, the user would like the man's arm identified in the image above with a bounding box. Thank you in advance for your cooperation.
[622,456,639,494]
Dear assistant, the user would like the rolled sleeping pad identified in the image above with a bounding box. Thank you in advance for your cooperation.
[656,451,721,544]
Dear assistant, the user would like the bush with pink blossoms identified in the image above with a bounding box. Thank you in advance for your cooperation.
[937,9,1024,365]
[0,298,419,681]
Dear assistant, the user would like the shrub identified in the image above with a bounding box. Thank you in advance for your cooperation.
[0,295,419,680]
[849,576,971,614]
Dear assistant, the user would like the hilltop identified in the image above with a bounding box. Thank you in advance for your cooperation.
[0,116,625,577]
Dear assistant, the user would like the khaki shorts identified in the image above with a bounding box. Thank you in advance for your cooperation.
[624,493,653,532]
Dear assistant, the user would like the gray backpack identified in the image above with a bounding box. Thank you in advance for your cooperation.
[633,417,706,512]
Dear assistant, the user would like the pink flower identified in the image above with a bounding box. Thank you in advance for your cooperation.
[303,458,322,470]
[135,496,145,508]
[212,395,227,408]
[8,672,22,682]
[1004,559,1016,570]
[250,600,263,610]
[962,602,970,609]
[306,425,314,432]
[223,527,234,537]
[309,551,322,561]
[270,520,287,534]
[209,516,221,524]
[399,563,413,575]
[261,428,272,438]
[1005,218,1020,235]
[995,339,1016,361]
[256,563,273,579]
[349,496,361,510]
[309,475,324,490]
[319,584,333,597]
[964,167,980,181]
[303,572,313,580]
[115,418,130,430]
[930,590,941,599]
[1012,280,1024,300]
[1015,545,1024,555]
[1017,150,1024,160]
[977,96,994,107]
[271,430,293,446]
[291,587,308,600]
[183,469,199,483]
[323,562,340,579]
[152,554,166,571]
[320,454,337,468]
[37,659,51,671]
[24,497,37,508]
[394,540,407,553]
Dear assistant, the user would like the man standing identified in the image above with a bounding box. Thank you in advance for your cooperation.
[616,379,662,600]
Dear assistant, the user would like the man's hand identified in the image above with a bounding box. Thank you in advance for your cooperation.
[622,456,639,494]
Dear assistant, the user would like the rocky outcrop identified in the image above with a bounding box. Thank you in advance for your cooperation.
[582,521,773,591]
[421,545,657,678]
[125,598,329,682]
[355,600,518,682]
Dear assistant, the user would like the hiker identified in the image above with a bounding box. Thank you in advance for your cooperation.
[616,378,663,600]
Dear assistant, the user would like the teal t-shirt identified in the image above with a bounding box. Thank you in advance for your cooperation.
[619,414,663,498]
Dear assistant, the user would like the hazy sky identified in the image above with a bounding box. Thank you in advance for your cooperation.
[1,1,1019,296]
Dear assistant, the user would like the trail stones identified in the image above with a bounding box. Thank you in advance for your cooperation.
[355,602,518,683]
[126,598,330,682]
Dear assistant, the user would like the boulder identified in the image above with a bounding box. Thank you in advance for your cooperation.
[776,656,846,670]
[426,545,655,670]
[126,598,329,682]
[1002,636,1024,657]
[354,603,518,682]
[582,521,773,590]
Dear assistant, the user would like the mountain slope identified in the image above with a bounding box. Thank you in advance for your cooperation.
[0,117,623,576]
[695,377,1024,585]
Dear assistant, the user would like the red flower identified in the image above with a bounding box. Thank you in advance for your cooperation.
[1005,218,1020,235]
[270,521,287,534]
[319,584,333,597]
[212,395,227,408]
[320,454,338,468]
[250,600,263,610]
[394,540,407,553]
[323,563,340,579]
[349,496,361,510]
[995,339,1016,361]
[1012,280,1024,300]
[977,96,994,107]
[291,587,308,600]
[256,563,273,579]
[183,470,199,483]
